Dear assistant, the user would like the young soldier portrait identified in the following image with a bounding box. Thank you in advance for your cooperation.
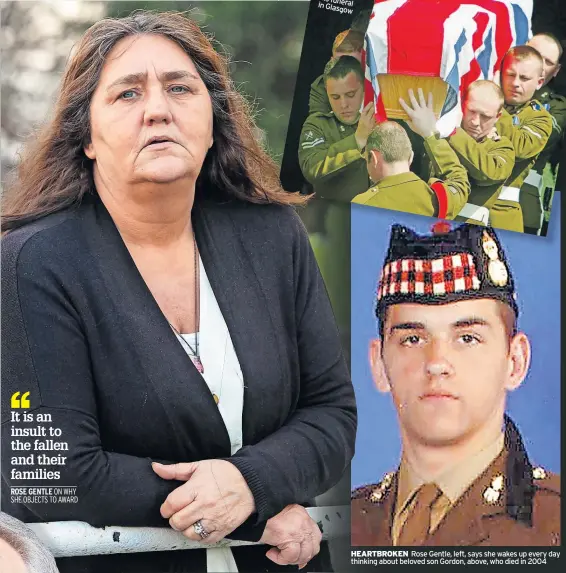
[298,56,373,202]
[351,221,560,547]
[352,89,470,219]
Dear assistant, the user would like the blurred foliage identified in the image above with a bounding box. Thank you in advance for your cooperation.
[107,1,309,163]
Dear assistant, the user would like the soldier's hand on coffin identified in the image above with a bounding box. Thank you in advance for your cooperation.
[355,102,377,150]
[399,88,438,139]
[152,459,256,543]
[260,504,322,569]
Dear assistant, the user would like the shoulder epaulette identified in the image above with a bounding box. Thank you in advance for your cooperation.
[532,466,561,495]
[351,471,395,503]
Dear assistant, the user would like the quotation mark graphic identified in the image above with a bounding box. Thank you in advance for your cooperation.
[11,392,30,409]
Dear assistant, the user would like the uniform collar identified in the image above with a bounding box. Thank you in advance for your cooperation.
[377,171,421,189]
[396,432,505,514]
[535,86,551,101]
[321,110,360,127]
[504,97,542,115]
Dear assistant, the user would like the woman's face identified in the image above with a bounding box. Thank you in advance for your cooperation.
[84,34,214,189]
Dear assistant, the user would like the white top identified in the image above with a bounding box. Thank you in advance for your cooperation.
[173,256,244,573]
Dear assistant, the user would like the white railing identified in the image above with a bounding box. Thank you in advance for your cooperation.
[28,506,350,558]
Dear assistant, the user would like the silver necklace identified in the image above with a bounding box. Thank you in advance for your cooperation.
[169,234,204,374]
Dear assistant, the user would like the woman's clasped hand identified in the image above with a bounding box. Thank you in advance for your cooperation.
[153,461,322,567]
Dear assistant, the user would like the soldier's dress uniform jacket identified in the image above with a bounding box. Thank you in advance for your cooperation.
[351,418,560,547]
[519,85,566,233]
[445,127,515,226]
[490,101,552,232]
[351,134,470,219]
[298,111,370,202]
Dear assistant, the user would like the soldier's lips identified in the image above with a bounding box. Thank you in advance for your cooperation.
[420,392,458,401]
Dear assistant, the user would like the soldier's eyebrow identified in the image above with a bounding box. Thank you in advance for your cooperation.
[389,322,425,335]
[452,317,491,329]
[106,70,199,92]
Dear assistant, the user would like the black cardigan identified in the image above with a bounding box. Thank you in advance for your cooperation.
[1,194,356,572]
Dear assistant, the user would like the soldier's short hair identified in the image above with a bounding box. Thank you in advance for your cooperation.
[324,55,364,85]
[502,45,544,75]
[0,512,59,573]
[530,32,564,63]
[366,121,413,164]
[332,29,364,55]
[464,80,505,112]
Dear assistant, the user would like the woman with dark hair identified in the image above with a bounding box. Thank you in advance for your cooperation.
[1,11,356,573]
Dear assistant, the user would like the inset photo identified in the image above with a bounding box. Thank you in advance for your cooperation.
[349,197,560,546]
[281,0,565,236]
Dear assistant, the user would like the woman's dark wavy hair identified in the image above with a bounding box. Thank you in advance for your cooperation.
[2,11,306,231]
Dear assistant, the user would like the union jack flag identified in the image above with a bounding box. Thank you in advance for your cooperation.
[363,0,533,135]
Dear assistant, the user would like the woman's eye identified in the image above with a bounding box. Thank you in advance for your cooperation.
[119,90,137,100]
[169,85,190,94]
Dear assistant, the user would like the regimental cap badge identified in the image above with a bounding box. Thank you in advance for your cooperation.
[482,231,499,260]
[375,224,518,320]
[482,231,509,287]
[483,473,504,504]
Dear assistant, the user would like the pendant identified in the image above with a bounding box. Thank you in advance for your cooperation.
[192,356,205,374]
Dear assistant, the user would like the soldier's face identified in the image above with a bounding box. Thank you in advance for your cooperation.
[461,88,502,141]
[326,72,364,125]
[527,36,562,87]
[370,299,530,450]
[501,56,544,105]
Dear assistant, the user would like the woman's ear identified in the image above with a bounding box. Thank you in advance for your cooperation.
[84,142,95,160]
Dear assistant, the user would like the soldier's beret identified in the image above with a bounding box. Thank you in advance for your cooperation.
[375,222,518,320]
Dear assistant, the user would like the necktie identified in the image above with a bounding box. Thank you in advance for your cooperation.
[397,482,442,546]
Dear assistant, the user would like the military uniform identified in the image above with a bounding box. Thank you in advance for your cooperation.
[490,101,552,232]
[352,420,560,546]
[352,134,470,219]
[309,74,332,115]
[351,223,560,547]
[519,86,566,234]
[445,127,515,226]
[298,111,369,202]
